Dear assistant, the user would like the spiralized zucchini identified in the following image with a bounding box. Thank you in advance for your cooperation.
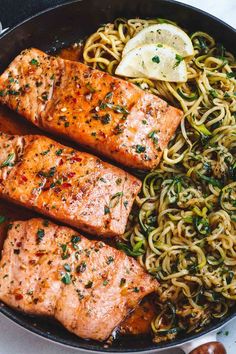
[83,18,236,342]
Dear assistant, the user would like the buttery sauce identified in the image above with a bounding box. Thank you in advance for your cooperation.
[0,46,154,337]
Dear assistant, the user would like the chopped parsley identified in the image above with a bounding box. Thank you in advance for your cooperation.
[209,89,218,98]
[36,229,45,243]
[60,244,70,260]
[64,263,71,272]
[135,145,146,153]
[106,256,114,265]
[85,280,93,289]
[30,58,39,66]
[71,235,81,249]
[76,261,87,273]
[100,177,106,183]
[38,166,56,178]
[152,55,160,63]
[123,200,129,209]
[105,92,113,100]
[104,206,110,215]
[1,153,15,168]
[55,149,63,156]
[109,192,123,208]
[174,54,184,68]
[103,279,109,286]
[133,287,140,293]
[101,113,111,124]
[148,130,159,145]
[40,149,50,156]
[226,72,236,78]
[61,272,71,285]
[86,83,96,93]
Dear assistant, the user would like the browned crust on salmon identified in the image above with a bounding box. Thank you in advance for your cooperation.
[0,132,141,237]
[0,48,183,170]
[0,218,158,341]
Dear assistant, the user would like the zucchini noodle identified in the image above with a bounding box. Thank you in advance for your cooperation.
[83,18,236,342]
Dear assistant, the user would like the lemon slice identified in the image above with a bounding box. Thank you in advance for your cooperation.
[115,44,187,82]
[122,23,194,58]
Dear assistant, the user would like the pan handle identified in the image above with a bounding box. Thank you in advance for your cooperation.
[180,332,227,354]
[188,341,226,354]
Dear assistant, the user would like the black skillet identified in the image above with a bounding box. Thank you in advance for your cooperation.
[0,0,235,353]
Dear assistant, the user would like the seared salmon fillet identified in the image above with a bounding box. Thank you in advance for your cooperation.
[0,48,183,170]
[0,133,141,237]
[0,218,158,341]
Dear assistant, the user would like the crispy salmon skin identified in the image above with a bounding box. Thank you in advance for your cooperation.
[0,133,141,237]
[0,48,183,170]
[0,218,158,341]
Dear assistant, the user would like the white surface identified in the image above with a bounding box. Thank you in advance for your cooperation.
[0,1,236,354]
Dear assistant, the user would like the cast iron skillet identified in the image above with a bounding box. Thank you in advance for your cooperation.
[0,0,235,353]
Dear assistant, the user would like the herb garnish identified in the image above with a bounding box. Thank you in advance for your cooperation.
[101,113,111,124]
[152,55,160,63]
[148,130,159,145]
[55,149,63,156]
[76,261,87,273]
[60,244,70,260]
[1,153,15,168]
[64,264,71,272]
[174,54,184,68]
[226,72,236,78]
[61,272,71,285]
[106,256,114,265]
[109,192,123,208]
[104,206,110,215]
[36,229,45,243]
[85,280,93,289]
[135,145,146,153]
[30,58,39,66]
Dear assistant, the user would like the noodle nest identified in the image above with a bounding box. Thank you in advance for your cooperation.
[83,18,236,342]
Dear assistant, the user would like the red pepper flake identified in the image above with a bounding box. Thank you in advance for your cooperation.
[67,172,76,178]
[20,175,28,183]
[98,131,106,138]
[61,182,72,188]
[15,294,23,301]
[70,157,82,163]
[59,159,64,166]
[16,242,22,247]
[29,259,36,265]
[35,252,45,257]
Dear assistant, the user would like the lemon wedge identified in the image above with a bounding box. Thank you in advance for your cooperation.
[115,44,187,82]
[122,23,194,58]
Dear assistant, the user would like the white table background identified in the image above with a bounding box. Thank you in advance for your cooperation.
[0,1,236,353]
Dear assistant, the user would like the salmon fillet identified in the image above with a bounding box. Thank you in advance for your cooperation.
[0,48,183,170]
[0,133,141,237]
[0,218,158,341]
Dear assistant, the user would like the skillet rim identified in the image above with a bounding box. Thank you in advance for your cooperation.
[0,0,235,352]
